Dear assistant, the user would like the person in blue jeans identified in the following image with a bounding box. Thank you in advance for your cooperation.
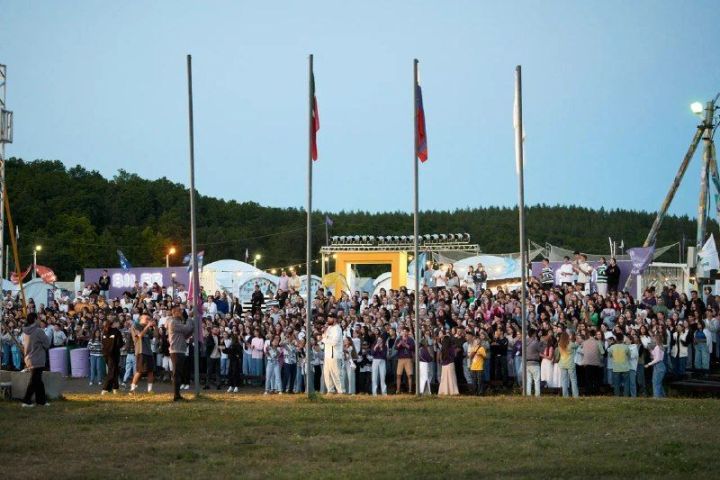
[646,335,666,398]
[608,333,631,397]
[264,336,282,394]
[694,320,711,374]
[88,330,104,386]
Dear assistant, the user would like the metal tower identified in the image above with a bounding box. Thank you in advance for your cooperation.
[0,64,13,283]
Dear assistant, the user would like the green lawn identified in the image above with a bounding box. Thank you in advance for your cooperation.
[1,393,718,479]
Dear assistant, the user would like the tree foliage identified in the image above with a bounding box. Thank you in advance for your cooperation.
[4,158,707,279]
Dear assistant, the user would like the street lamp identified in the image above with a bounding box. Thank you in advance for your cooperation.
[253,253,261,268]
[691,102,704,116]
[166,246,176,268]
[32,245,42,279]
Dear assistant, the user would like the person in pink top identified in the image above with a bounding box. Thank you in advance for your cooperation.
[645,334,666,398]
[250,329,265,386]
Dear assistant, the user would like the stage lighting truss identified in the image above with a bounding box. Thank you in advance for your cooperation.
[324,232,478,253]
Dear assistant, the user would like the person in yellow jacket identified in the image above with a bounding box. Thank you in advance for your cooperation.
[469,332,487,396]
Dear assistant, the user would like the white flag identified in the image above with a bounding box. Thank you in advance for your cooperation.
[698,233,720,277]
[513,85,526,175]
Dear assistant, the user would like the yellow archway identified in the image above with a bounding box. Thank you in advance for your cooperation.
[333,251,408,295]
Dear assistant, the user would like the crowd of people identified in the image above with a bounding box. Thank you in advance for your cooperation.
[3,253,719,405]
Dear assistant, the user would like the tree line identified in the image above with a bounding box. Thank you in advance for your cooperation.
[4,158,709,280]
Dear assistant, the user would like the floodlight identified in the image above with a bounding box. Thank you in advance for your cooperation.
[691,102,704,115]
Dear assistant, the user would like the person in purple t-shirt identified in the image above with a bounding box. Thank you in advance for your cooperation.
[395,327,415,394]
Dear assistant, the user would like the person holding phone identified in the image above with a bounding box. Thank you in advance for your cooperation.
[129,314,157,394]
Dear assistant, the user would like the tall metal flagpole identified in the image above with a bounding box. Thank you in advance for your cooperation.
[186,54,201,396]
[514,66,528,396]
[413,59,421,396]
[305,54,314,396]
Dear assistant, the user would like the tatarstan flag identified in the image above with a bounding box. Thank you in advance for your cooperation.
[416,82,427,162]
[311,69,320,161]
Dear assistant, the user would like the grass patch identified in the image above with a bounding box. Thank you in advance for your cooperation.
[0,394,718,479]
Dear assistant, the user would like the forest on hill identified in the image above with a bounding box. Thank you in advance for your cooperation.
[4,158,708,279]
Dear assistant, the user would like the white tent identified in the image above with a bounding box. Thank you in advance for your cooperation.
[1,278,19,292]
[453,255,522,280]
[23,279,58,309]
[200,259,271,299]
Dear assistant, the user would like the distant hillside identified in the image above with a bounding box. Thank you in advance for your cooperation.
[4,158,706,279]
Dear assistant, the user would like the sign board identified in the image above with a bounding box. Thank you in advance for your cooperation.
[83,267,190,299]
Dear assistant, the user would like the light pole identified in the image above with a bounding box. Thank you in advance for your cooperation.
[32,245,42,279]
[253,253,261,268]
[166,246,176,268]
[171,272,177,301]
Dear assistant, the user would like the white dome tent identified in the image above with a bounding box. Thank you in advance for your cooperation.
[200,259,277,301]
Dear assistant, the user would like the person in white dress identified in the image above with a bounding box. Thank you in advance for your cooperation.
[321,315,344,394]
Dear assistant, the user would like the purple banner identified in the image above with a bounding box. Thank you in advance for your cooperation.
[627,246,655,276]
[83,267,190,299]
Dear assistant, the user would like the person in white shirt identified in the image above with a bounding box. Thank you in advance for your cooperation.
[574,254,593,290]
[433,266,447,289]
[558,256,574,286]
[277,271,289,292]
[321,314,344,394]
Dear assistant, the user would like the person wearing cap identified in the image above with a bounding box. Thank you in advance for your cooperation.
[321,314,344,394]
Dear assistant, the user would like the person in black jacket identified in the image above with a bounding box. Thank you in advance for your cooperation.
[251,285,264,316]
[204,327,222,390]
[101,317,123,394]
[606,257,621,292]
[98,270,111,299]
[225,334,242,393]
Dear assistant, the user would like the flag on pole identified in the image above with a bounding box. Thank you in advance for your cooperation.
[34,265,57,284]
[698,234,720,277]
[628,246,655,275]
[11,264,32,284]
[310,68,320,161]
[188,271,204,318]
[325,215,333,226]
[117,250,132,271]
[415,77,428,162]
[184,250,205,272]
[513,85,526,175]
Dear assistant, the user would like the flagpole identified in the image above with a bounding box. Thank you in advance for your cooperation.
[413,59,421,397]
[305,54,314,396]
[186,54,201,397]
[514,65,528,396]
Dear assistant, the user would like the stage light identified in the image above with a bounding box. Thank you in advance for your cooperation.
[431,234,439,241]
[353,235,361,243]
[400,235,408,242]
[439,234,447,241]
[331,236,339,243]
[423,234,431,242]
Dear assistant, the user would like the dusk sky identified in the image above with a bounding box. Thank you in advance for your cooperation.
[1,1,719,217]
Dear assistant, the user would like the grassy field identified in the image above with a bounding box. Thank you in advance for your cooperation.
[1,393,719,479]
